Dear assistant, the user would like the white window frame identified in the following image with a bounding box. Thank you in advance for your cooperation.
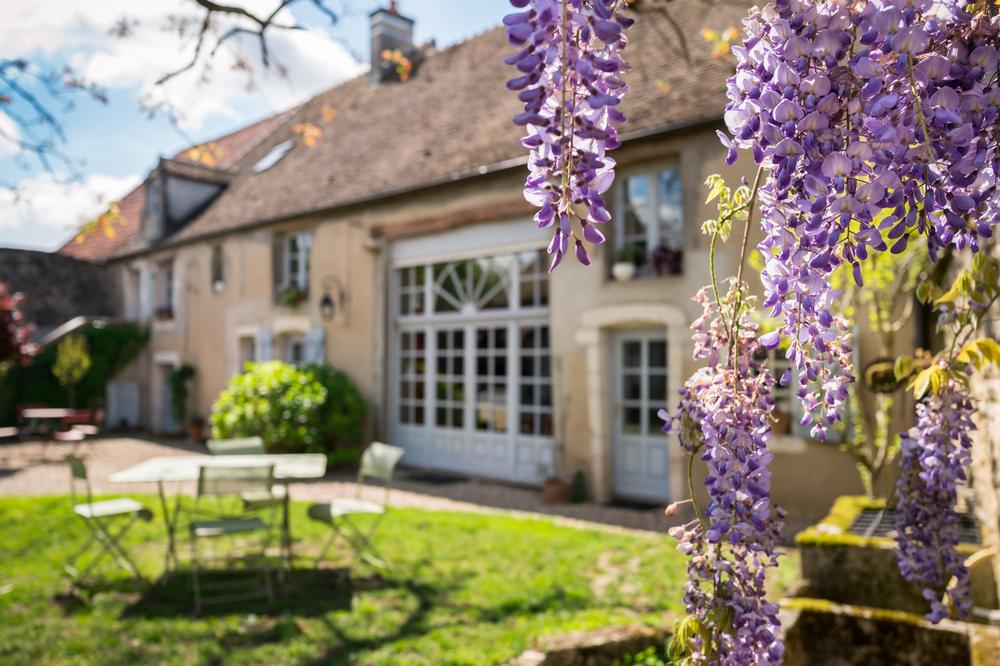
[283,333,306,366]
[158,259,175,314]
[613,159,684,277]
[284,232,311,292]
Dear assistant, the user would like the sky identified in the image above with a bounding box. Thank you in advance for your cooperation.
[0,0,511,251]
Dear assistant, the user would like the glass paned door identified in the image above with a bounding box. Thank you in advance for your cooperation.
[612,330,670,501]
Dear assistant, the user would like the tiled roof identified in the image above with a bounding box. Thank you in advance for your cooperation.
[58,183,147,262]
[170,109,297,170]
[64,0,748,259]
[58,111,294,262]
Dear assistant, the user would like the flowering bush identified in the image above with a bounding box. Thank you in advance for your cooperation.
[0,283,36,365]
[210,361,366,457]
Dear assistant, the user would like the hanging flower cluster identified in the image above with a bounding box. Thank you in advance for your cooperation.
[504,0,631,269]
[894,375,975,623]
[663,282,785,665]
[723,0,1000,437]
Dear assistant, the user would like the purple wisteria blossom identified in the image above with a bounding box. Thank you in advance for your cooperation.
[663,283,785,665]
[894,375,976,623]
[504,0,631,269]
[723,0,1000,437]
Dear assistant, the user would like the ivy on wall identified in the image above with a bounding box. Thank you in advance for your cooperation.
[0,322,148,424]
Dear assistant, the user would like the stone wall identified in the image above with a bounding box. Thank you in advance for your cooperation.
[0,248,116,333]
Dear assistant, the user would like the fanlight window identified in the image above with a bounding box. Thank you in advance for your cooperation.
[398,250,546,317]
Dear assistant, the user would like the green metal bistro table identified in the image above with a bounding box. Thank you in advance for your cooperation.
[110,454,327,572]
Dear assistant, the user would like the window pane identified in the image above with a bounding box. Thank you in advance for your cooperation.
[648,408,663,432]
[624,374,641,401]
[649,374,667,402]
[540,413,553,436]
[659,167,683,250]
[623,407,642,433]
[624,341,641,368]
[649,341,667,368]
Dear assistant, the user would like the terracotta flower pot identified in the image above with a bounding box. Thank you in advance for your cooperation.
[542,477,571,503]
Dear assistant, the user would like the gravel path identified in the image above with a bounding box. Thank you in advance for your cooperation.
[0,436,669,535]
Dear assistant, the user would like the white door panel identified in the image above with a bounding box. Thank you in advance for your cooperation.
[612,330,670,502]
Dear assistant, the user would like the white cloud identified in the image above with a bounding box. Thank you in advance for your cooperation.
[0,112,19,156]
[4,0,363,130]
[0,172,140,239]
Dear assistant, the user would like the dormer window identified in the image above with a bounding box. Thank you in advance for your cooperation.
[253,140,293,173]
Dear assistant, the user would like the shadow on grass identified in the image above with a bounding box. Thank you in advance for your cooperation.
[116,567,354,619]
[304,559,593,665]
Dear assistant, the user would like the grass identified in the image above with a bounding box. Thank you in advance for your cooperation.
[0,496,801,665]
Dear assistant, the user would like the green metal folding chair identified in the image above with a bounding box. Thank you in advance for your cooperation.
[206,437,266,456]
[189,464,277,614]
[207,436,290,563]
[64,454,152,583]
[307,442,404,569]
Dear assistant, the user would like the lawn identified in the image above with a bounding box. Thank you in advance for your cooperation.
[0,496,800,665]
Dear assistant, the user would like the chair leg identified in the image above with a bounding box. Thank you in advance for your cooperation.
[314,529,339,566]
[337,517,389,569]
[191,533,202,615]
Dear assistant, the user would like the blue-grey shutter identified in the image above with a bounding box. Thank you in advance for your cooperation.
[304,328,325,365]
[257,329,273,361]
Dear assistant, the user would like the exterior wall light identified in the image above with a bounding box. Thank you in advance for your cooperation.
[320,276,347,322]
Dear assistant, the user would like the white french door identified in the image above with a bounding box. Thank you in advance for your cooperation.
[390,248,555,483]
[612,329,670,502]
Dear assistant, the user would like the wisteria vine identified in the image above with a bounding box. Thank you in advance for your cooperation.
[721,0,1000,626]
[894,376,975,623]
[504,0,631,270]
[664,280,785,665]
[504,0,1000,661]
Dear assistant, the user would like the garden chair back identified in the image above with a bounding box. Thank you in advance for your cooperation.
[356,441,405,502]
[189,463,277,614]
[206,436,266,456]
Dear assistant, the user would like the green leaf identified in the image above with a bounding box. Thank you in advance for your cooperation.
[893,356,915,381]
[976,338,1000,366]
[909,367,935,400]
[704,174,726,204]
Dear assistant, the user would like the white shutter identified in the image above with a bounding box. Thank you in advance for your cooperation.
[257,329,273,361]
[304,328,325,365]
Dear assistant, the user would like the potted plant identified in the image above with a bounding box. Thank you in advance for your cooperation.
[612,245,638,282]
[279,284,306,308]
[167,364,196,434]
[187,415,206,442]
[542,475,571,503]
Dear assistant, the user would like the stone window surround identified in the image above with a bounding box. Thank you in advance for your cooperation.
[575,302,687,503]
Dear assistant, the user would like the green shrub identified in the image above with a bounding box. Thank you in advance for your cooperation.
[210,361,367,456]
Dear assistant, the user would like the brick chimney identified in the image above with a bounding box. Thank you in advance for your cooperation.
[369,1,415,84]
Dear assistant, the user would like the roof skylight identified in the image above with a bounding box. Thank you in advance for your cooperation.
[252,140,294,173]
